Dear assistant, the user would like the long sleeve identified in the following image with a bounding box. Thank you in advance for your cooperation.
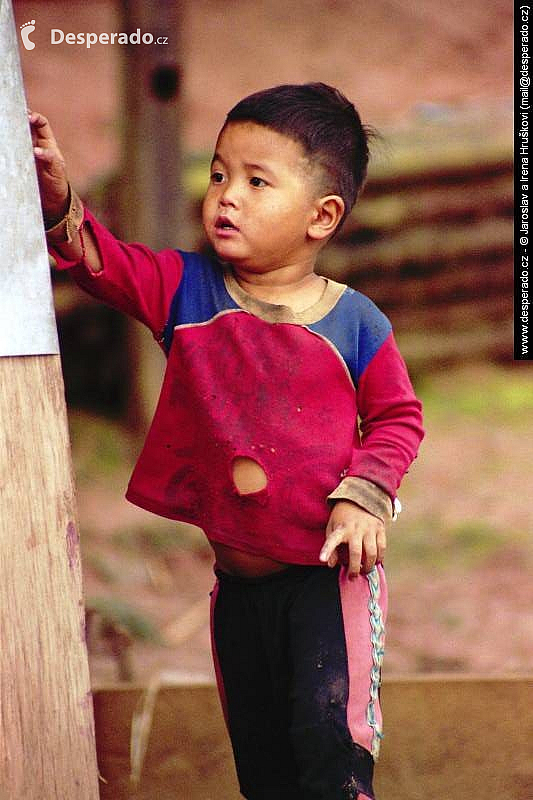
[48,207,184,339]
[327,327,424,521]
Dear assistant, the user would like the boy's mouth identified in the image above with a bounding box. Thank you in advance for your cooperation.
[215,215,239,232]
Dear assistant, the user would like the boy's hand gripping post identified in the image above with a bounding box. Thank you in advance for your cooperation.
[28,110,70,225]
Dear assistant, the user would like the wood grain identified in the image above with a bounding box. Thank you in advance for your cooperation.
[0,355,99,798]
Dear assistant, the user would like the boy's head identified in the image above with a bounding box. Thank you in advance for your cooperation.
[202,83,372,272]
[225,83,370,225]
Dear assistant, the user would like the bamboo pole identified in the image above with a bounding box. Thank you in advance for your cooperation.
[0,3,100,797]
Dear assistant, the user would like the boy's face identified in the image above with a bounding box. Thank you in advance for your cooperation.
[202,122,325,273]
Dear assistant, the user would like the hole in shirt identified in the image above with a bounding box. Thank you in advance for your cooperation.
[232,456,268,495]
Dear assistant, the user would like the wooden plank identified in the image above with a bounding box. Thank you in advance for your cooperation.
[322,218,513,278]
[0,358,100,798]
[94,683,237,800]
[391,294,514,330]
[364,156,513,195]
[361,260,514,311]
[342,174,513,238]
[92,677,533,800]
[397,323,515,372]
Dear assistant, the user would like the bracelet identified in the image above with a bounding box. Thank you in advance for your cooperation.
[78,222,87,263]
[45,184,84,244]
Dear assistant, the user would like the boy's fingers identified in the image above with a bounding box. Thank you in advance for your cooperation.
[376,526,387,563]
[361,540,377,574]
[360,524,387,573]
[29,112,58,146]
[348,540,363,578]
[319,526,346,564]
[33,147,58,165]
[29,111,50,128]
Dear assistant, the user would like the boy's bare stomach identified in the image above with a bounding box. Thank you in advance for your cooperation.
[212,542,290,578]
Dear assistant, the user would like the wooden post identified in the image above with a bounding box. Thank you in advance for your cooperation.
[118,0,187,430]
[0,3,100,797]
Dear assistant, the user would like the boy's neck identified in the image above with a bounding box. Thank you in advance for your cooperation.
[231,260,325,308]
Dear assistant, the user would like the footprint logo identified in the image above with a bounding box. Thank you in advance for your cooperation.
[20,20,36,51]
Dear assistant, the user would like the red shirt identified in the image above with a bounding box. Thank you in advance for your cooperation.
[50,209,424,564]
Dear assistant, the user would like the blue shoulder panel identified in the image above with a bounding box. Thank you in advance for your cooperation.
[308,286,391,384]
[162,251,239,353]
[163,255,391,384]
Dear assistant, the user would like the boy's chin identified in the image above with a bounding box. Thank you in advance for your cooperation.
[211,241,247,265]
[209,239,270,272]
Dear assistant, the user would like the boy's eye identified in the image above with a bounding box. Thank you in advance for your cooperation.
[250,176,267,188]
[211,171,225,184]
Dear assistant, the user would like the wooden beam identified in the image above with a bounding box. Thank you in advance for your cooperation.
[118,0,187,430]
[0,3,100,797]
[92,677,533,799]
[118,0,186,249]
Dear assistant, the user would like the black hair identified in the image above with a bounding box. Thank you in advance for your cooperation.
[225,82,372,227]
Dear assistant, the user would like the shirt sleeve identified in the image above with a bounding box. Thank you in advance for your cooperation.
[48,206,185,339]
[327,327,425,521]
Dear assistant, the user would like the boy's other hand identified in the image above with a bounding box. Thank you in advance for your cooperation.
[28,110,70,225]
[320,500,386,579]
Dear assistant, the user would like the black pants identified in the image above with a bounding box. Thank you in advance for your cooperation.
[210,563,387,799]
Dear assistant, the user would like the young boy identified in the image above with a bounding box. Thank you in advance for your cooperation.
[31,83,424,800]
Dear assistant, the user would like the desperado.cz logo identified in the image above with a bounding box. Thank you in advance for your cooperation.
[20,20,36,50]
[19,19,168,50]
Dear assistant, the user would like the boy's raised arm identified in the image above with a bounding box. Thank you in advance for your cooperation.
[29,111,184,338]
[29,111,103,273]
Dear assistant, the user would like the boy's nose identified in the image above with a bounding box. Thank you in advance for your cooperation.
[218,183,239,208]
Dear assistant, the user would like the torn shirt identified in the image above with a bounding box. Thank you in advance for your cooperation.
[49,208,424,564]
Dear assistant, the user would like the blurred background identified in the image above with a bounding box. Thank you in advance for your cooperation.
[14,0,528,686]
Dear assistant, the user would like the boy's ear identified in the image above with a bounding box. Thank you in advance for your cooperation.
[307,195,345,241]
